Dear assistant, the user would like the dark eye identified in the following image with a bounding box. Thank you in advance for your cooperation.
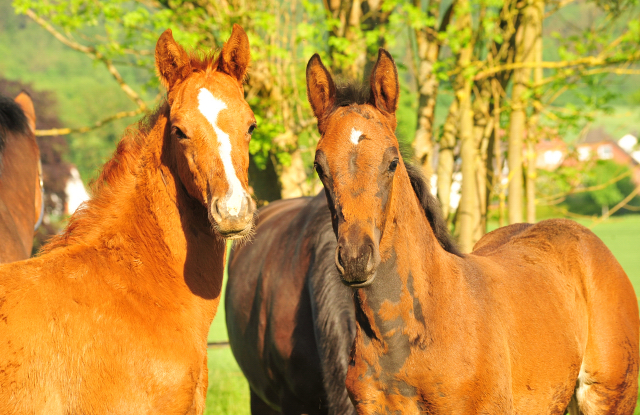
[314,162,324,178]
[173,126,187,140]
[389,158,399,173]
[248,123,256,135]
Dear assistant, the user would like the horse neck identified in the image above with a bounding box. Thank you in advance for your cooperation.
[53,107,226,329]
[0,131,39,247]
[356,174,456,343]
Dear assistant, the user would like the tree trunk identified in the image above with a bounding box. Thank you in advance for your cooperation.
[412,0,451,179]
[525,0,544,223]
[437,99,459,222]
[452,0,476,253]
[508,0,537,224]
[457,86,477,253]
[323,0,391,79]
[280,148,310,198]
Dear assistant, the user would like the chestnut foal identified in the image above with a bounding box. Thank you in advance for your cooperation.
[0,26,255,414]
[307,50,638,414]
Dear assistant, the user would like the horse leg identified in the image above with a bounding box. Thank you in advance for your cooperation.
[572,243,639,415]
[251,389,280,415]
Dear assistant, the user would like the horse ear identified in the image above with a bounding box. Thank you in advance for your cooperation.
[369,49,399,119]
[306,53,336,132]
[14,92,36,132]
[155,29,191,91]
[217,24,251,85]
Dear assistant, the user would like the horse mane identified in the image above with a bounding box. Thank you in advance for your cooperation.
[405,163,461,256]
[329,80,461,256]
[0,94,29,156]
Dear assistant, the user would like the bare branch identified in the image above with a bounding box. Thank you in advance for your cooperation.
[538,169,632,202]
[24,9,147,111]
[35,108,145,137]
[589,186,640,228]
[473,51,640,80]
[544,0,578,19]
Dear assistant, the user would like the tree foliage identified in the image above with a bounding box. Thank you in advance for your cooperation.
[6,0,640,249]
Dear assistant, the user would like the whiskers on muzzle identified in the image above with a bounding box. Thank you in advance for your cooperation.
[209,193,256,241]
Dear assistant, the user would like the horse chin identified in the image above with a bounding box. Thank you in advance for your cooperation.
[341,272,376,289]
[213,221,255,242]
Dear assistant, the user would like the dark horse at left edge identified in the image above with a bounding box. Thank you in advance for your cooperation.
[0,92,43,263]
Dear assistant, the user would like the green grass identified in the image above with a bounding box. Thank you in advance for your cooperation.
[204,247,250,415]
[205,347,250,415]
[203,215,640,414]
[588,216,640,297]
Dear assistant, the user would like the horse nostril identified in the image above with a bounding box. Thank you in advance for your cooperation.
[365,244,375,273]
[210,197,222,221]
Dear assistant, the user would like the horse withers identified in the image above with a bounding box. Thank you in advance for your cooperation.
[0,26,255,414]
[306,50,639,414]
[0,92,43,262]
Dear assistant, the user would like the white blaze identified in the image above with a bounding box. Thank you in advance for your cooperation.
[198,88,244,216]
[350,128,363,145]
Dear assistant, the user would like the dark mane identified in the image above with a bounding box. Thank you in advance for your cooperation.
[331,81,371,114]
[0,94,29,156]
[406,157,462,256]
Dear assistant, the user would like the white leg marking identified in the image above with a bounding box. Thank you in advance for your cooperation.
[576,362,590,407]
[198,88,245,216]
[350,128,363,145]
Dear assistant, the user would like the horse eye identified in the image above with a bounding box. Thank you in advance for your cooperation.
[173,127,187,140]
[248,123,256,135]
[389,158,399,173]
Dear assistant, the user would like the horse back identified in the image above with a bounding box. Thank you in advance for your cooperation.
[468,218,638,412]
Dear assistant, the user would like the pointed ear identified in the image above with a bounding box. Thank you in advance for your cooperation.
[369,49,399,120]
[155,29,191,91]
[217,24,251,85]
[14,92,36,132]
[306,54,336,132]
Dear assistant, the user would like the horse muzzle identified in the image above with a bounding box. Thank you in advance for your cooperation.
[335,233,381,288]
[210,193,256,239]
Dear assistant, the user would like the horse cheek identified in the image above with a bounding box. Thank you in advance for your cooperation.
[176,149,207,205]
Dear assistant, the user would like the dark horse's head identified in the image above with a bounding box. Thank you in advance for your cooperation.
[307,50,457,288]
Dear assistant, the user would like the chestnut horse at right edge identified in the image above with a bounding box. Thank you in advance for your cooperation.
[305,49,639,414]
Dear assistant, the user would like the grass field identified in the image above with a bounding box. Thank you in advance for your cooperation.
[203,214,640,415]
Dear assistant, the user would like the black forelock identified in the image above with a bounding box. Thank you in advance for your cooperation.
[331,80,370,114]
[0,94,30,156]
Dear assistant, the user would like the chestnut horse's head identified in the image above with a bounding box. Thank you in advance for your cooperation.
[307,49,402,287]
[155,25,256,239]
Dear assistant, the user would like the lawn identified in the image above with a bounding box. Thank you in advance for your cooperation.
[204,214,640,415]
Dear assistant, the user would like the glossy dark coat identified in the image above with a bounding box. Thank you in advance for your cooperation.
[226,193,357,415]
